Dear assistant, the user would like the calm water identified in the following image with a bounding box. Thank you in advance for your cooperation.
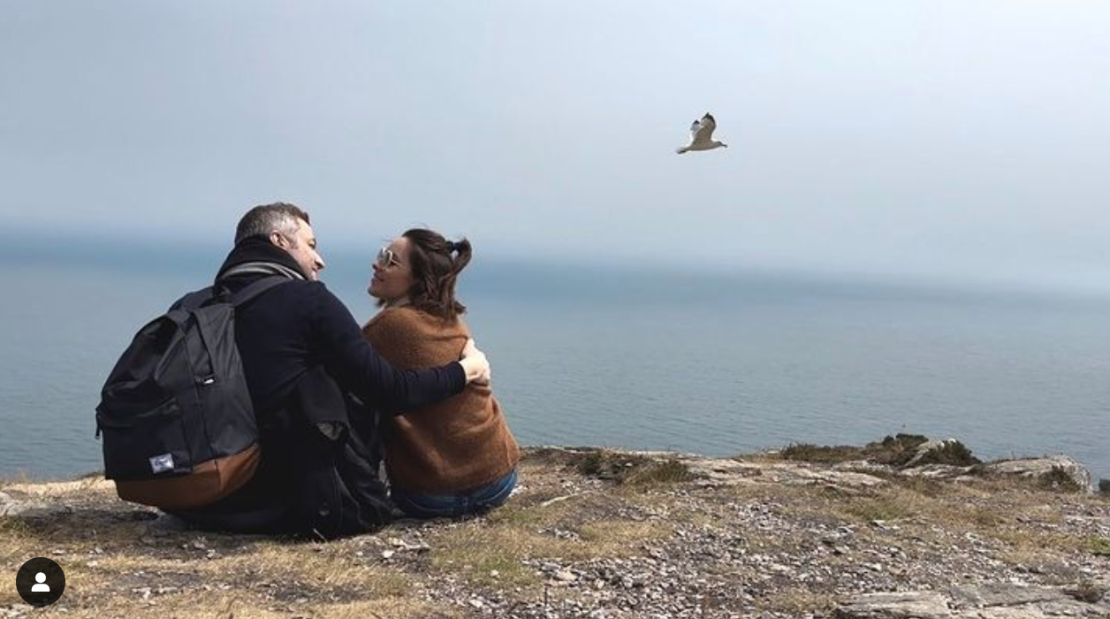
[2,245,1108,482]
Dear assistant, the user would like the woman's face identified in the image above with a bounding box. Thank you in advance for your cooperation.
[368,236,414,304]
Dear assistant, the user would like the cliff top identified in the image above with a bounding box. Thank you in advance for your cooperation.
[2,436,1109,618]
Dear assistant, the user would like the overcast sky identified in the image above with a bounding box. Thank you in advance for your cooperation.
[2,1,1108,292]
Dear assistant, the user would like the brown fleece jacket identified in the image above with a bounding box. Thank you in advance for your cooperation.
[362,306,520,494]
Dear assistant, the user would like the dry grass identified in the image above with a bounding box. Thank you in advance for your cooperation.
[761,589,839,616]
[0,488,425,616]
[0,514,39,606]
[1,592,441,619]
[219,543,412,596]
[1,540,420,616]
[3,445,1109,617]
[769,470,1105,564]
[425,492,673,590]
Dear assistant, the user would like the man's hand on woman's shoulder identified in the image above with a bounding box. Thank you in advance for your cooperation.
[459,338,491,385]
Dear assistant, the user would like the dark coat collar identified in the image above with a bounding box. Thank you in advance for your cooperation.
[215,236,308,282]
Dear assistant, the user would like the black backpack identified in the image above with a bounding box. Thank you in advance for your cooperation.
[264,369,397,538]
[165,368,398,538]
[95,277,287,510]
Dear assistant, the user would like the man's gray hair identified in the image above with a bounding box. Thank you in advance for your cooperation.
[235,202,311,245]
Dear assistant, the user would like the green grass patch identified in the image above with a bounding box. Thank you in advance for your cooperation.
[486,498,578,529]
[1037,467,1084,493]
[625,458,696,486]
[779,434,929,465]
[0,517,31,535]
[433,546,540,589]
[840,496,918,522]
[778,434,979,467]
[778,443,869,464]
[864,472,947,497]
[572,450,695,486]
[1090,537,1110,557]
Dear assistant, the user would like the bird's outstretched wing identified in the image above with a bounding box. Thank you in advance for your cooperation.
[689,113,717,146]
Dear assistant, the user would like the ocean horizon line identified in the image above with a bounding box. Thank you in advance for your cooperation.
[5,229,1110,309]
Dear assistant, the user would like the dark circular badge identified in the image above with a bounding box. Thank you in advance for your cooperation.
[16,557,65,607]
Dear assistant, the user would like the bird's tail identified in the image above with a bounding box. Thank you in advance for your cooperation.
[675,146,689,154]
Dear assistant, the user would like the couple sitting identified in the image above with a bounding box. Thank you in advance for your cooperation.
[169,203,519,535]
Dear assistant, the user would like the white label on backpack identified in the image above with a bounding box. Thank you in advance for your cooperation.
[149,453,175,474]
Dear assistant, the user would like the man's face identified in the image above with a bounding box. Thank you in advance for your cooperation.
[272,218,325,281]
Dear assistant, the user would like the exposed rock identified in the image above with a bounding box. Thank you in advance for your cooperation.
[0,491,62,518]
[836,584,1110,619]
[754,437,1097,497]
[902,438,980,468]
[681,456,887,490]
[946,583,1070,607]
[1064,581,1108,603]
[975,455,1092,493]
[4,477,115,496]
[683,451,1098,497]
[3,441,1107,618]
[833,591,951,619]
[0,491,16,517]
[554,569,577,582]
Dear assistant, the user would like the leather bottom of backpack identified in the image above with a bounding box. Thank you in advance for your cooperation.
[115,445,261,510]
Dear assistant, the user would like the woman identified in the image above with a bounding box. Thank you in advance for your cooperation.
[362,228,520,518]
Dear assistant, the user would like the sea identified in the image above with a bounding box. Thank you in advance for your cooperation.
[2,239,1108,483]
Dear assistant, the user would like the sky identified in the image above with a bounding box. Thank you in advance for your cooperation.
[2,1,1109,293]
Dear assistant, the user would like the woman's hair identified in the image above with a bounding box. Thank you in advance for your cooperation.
[400,228,471,320]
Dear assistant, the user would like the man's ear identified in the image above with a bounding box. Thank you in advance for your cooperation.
[269,231,287,248]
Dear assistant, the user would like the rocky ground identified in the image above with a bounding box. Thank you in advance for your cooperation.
[2,437,1109,618]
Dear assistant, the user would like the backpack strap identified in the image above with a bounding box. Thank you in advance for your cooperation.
[228,276,291,308]
[175,287,216,313]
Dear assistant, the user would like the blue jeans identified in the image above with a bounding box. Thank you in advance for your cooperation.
[391,469,518,519]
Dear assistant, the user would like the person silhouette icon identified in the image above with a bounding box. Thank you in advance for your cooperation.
[17,557,65,606]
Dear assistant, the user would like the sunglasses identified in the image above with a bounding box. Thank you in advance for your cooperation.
[376,247,404,269]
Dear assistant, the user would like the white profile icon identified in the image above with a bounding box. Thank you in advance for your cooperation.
[31,572,50,593]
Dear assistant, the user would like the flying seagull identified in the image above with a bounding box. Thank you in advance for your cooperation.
[676,112,727,154]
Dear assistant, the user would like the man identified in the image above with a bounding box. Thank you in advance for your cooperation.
[174,202,490,536]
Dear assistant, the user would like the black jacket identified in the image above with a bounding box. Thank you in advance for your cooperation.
[171,238,465,535]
